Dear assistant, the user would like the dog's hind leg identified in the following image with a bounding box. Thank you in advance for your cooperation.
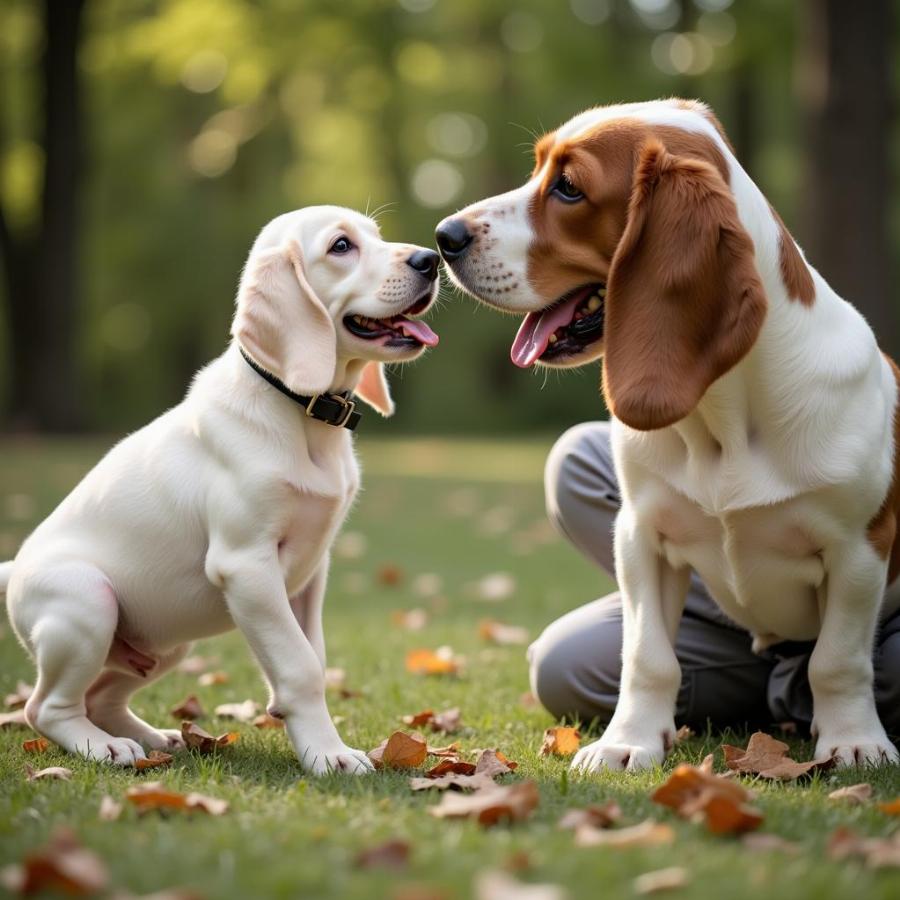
[12,562,147,765]
[86,644,190,751]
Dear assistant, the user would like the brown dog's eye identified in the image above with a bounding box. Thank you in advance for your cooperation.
[551,174,583,203]
[329,236,353,254]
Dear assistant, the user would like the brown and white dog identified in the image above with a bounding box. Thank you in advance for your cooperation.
[437,99,900,771]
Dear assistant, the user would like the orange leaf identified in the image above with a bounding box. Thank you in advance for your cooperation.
[169,694,204,720]
[721,731,834,780]
[197,670,229,686]
[125,781,229,815]
[879,797,900,815]
[427,759,477,778]
[252,713,285,729]
[429,780,539,827]
[376,564,404,586]
[401,709,435,727]
[23,738,49,753]
[539,727,581,757]
[134,750,174,771]
[405,648,460,676]
[353,839,410,870]
[368,731,428,769]
[181,721,239,753]
[1,828,108,895]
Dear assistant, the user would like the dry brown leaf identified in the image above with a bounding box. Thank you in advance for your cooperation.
[478,620,529,646]
[402,709,435,727]
[98,795,123,821]
[828,827,900,868]
[427,742,462,758]
[181,721,239,753]
[25,764,72,781]
[430,708,461,734]
[4,680,33,710]
[214,699,259,722]
[474,869,566,900]
[575,819,675,848]
[410,772,497,792]
[391,608,428,631]
[0,828,109,896]
[377,563,404,586]
[169,694,204,721]
[426,759,477,778]
[0,709,29,729]
[197,671,229,687]
[125,782,229,815]
[828,783,873,805]
[252,713,285,729]
[474,749,519,777]
[633,867,689,895]
[674,725,694,743]
[429,780,539,827]
[23,737,50,753]
[134,750,174,771]
[405,648,460,676]
[354,839,410,870]
[721,731,834,780]
[698,753,715,774]
[557,802,621,831]
[741,833,802,854]
[539,727,581,757]
[879,797,900,815]
[651,763,763,835]
[369,731,428,769]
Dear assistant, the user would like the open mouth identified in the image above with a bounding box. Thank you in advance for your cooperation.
[510,283,606,368]
[343,294,439,349]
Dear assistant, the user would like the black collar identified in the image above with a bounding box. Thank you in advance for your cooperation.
[239,347,361,431]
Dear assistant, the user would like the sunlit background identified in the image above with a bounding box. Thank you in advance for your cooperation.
[0,0,896,434]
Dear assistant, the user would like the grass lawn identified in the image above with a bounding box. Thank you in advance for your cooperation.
[1,435,899,899]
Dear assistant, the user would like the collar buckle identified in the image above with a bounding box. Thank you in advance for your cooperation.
[306,393,356,428]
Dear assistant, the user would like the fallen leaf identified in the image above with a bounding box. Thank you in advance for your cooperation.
[429,780,539,826]
[0,828,109,895]
[478,620,529,646]
[134,750,174,771]
[0,709,29,729]
[741,833,802,854]
[470,572,517,602]
[377,564,404,586]
[335,530,367,559]
[181,722,239,753]
[827,827,900,868]
[557,802,621,830]
[503,850,532,873]
[25,764,72,781]
[674,725,694,743]
[411,573,443,598]
[652,762,763,835]
[633,867,689,895]
[828,783,873,806]
[4,680,33,709]
[197,671,229,687]
[369,731,428,769]
[721,731,834,780]
[392,608,429,631]
[539,727,581,757]
[698,753,715,775]
[474,869,566,900]
[427,742,462,758]
[125,782,229,815]
[252,713,285,729]
[426,759,477,778]
[401,709,435,727]
[879,798,900,815]
[214,699,259,722]
[474,749,518,777]
[405,648,460,676]
[575,819,675,848]
[430,708,461,734]
[98,795,123,821]
[169,695,204,720]
[410,772,497,792]
[354,839,410,870]
[23,737,49,753]
[177,655,217,675]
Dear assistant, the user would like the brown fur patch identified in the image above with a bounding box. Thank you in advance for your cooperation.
[768,205,815,306]
[868,354,900,585]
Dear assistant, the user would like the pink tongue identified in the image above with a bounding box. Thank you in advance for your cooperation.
[397,318,439,347]
[510,294,582,368]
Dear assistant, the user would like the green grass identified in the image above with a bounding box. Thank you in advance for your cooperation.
[1,436,899,899]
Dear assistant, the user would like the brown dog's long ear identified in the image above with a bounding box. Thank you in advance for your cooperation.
[232,241,336,395]
[354,362,395,417]
[603,140,767,431]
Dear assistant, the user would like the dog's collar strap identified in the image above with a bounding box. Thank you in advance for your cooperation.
[239,347,361,431]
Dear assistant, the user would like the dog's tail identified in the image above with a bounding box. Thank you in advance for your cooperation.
[0,561,13,599]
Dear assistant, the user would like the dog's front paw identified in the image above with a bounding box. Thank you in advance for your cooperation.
[571,736,667,773]
[298,744,375,776]
[815,733,899,767]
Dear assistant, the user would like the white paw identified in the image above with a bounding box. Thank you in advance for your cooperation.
[143,727,186,751]
[82,737,147,767]
[571,737,667,774]
[299,745,375,776]
[816,735,899,767]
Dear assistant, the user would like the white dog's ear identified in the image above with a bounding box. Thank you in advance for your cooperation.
[354,362,394,417]
[232,241,336,395]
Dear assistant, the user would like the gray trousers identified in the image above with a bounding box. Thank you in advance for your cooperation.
[528,421,900,740]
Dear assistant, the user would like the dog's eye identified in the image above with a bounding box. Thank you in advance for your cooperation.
[551,175,583,203]
[329,236,354,254]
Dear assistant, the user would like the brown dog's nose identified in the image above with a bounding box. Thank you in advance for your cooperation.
[406,249,440,281]
[435,218,473,261]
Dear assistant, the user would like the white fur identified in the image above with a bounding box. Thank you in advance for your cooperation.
[1,206,438,773]
[444,100,900,771]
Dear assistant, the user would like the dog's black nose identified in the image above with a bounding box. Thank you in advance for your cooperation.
[406,248,440,281]
[435,218,473,261]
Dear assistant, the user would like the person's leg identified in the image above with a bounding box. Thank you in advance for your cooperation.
[874,610,900,742]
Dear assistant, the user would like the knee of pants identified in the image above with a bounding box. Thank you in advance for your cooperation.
[875,630,900,740]
[528,614,622,725]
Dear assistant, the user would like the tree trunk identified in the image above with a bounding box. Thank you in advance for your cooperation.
[3,0,86,431]
[801,0,896,355]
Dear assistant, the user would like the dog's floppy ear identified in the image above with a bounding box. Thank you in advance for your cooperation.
[232,240,336,395]
[602,140,767,431]
[354,362,395,417]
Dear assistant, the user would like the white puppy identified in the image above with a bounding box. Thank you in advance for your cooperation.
[1,206,440,774]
